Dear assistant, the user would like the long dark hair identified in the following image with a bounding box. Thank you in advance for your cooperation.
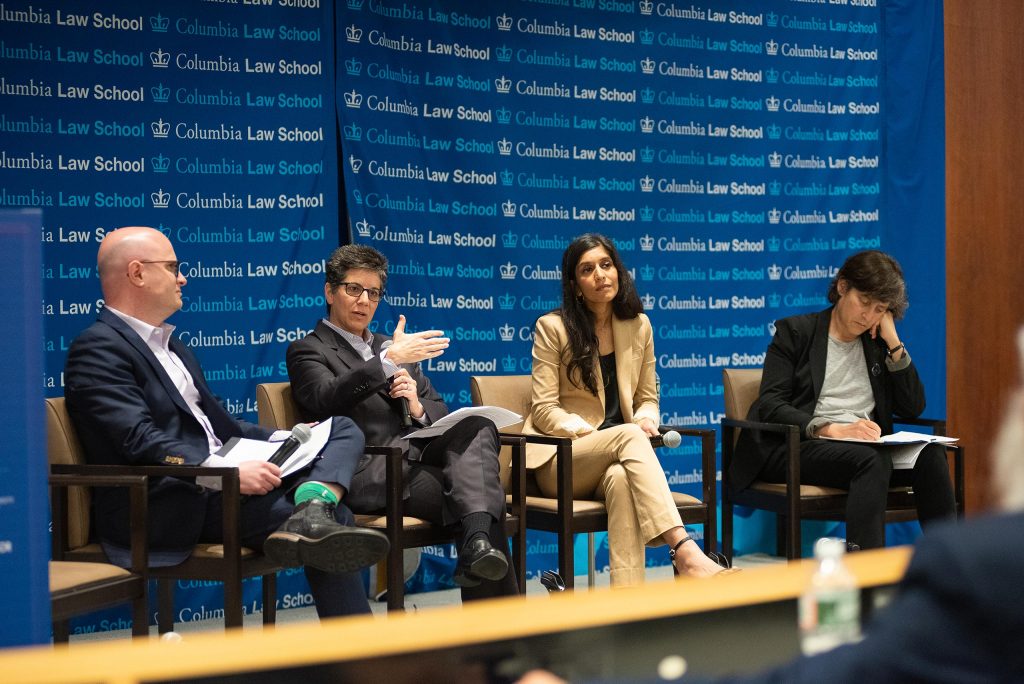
[558,233,643,395]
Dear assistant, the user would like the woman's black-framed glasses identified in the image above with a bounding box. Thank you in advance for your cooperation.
[338,282,386,302]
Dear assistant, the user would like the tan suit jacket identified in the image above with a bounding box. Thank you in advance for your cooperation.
[523,312,660,469]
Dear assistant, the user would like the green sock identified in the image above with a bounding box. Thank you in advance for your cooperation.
[293,481,339,506]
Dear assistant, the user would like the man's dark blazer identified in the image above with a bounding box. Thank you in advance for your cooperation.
[64,308,272,555]
[286,320,448,513]
[731,307,926,492]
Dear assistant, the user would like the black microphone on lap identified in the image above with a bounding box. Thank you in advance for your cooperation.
[381,340,413,427]
[267,423,313,468]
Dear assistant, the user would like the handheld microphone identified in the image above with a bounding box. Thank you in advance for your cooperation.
[381,340,413,427]
[267,423,313,468]
[652,430,682,449]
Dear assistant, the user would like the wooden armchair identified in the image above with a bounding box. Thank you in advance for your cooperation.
[46,397,281,634]
[255,382,527,611]
[470,374,718,590]
[720,368,965,561]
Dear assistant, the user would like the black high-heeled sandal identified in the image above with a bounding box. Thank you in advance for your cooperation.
[669,535,692,576]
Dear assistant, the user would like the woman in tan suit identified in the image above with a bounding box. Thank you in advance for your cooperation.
[524,233,727,586]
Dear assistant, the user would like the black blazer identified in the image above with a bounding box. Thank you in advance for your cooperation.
[286,320,448,512]
[64,309,272,553]
[731,307,925,491]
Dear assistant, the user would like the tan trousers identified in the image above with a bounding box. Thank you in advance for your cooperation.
[534,423,683,587]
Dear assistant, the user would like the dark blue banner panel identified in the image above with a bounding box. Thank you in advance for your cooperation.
[1,0,338,634]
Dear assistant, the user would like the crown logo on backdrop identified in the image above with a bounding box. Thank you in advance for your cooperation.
[502,230,519,248]
[151,119,170,138]
[769,293,782,308]
[641,57,655,74]
[500,169,514,186]
[501,354,517,372]
[766,68,779,83]
[502,200,516,217]
[640,234,655,251]
[640,146,654,163]
[496,107,511,124]
[766,95,780,112]
[640,28,654,45]
[351,189,364,205]
[640,116,654,133]
[347,0,364,9]
[640,87,655,104]
[496,14,512,30]
[769,180,782,196]
[639,0,653,15]
[769,151,782,168]
[151,83,169,102]
[499,324,515,342]
[640,176,654,192]
[368,321,379,333]
[768,264,782,281]
[497,45,512,62]
[150,13,169,32]
[344,90,362,108]
[640,206,654,222]
[641,293,655,310]
[498,293,516,311]
[767,124,782,140]
[343,123,362,141]
[150,49,169,68]
[355,219,372,237]
[495,76,511,94]
[640,265,654,281]
[766,40,778,56]
[497,138,512,155]
[345,58,362,76]
[346,25,363,42]
[151,189,170,208]
[766,12,779,27]
[348,155,362,173]
[768,208,781,224]
[151,154,170,173]
[768,320,777,336]
[500,262,518,279]
[768,236,781,252]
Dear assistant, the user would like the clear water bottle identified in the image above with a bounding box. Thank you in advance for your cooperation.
[799,537,861,656]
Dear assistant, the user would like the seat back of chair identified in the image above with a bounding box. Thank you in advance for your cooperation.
[470,375,532,491]
[45,397,91,550]
[256,382,299,430]
[722,368,763,420]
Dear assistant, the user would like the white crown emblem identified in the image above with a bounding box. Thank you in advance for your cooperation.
[769,180,782,195]
[500,262,518,279]
[151,189,170,208]
[640,234,654,251]
[640,206,654,222]
[640,28,654,44]
[355,219,372,237]
[766,40,778,56]
[502,230,518,248]
[343,123,362,141]
[768,208,781,224]
[501,354,517,372]
[502,200,516,217]
[151,83,169,102]
[345,58,362,75]
[641,87,655,104]
[149,49,169,68]
[769,151,782,168]
[768,236,781,252]
[348,156,362,173]
[497,45,512,62]
[496,107,511,124]
[344,90,362,108]
[641,57,655,74]
[346,25,363,42]
[639,0,653,15]
[499,324,515,342]
[768,264,782,281]
[150,14,169,32]
[769,293,782,308]
[640,176,654,193]
[495,76,511,94]
[640,116,654,133]
[151,119,170,138]
[640,265,654,281]
[151,154,170,173]
[496,14,512,30]
[347,0,364,9]
[641,293,655,309]
[498,138,512,155]
[766,96,780,112]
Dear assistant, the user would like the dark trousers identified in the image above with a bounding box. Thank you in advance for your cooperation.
[404,415,518,600]
[201,416,371,617]
[761,440,956,549]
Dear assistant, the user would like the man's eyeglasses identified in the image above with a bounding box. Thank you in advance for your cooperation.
[337,282,385,302]
[139,260,181,277]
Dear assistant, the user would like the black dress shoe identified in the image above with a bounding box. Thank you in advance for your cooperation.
[263,499,389,574]
[453,538,508,587]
